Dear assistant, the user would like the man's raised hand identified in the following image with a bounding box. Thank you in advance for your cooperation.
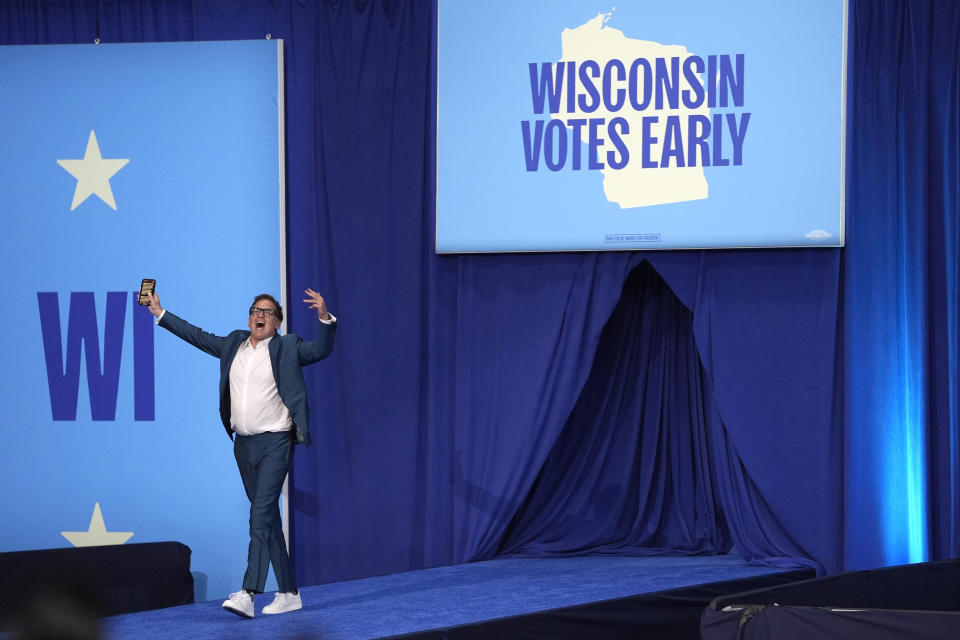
[147,291,164,318]
[303,288,331,321]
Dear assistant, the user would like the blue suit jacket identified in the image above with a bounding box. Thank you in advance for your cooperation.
[158,311,336,446]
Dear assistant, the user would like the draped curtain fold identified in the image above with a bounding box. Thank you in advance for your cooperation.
[499,262,730,558]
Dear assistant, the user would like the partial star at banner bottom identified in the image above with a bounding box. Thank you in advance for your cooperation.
[61,502,134,547]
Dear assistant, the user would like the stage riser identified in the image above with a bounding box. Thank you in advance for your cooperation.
[702,558,960,640]
[393,569,813,640]
[0,542,194,633]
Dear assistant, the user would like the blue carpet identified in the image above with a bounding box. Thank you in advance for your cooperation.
[102,555,781,639]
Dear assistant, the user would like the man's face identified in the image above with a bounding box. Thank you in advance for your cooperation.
[248,299,281,343]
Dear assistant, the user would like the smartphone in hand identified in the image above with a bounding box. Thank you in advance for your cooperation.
[138,278,156,305]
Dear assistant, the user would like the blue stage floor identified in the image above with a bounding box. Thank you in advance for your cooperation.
[103,554,790,639]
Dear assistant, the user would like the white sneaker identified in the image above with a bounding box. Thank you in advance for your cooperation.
[222,590,255,618]
[262,591,302,615]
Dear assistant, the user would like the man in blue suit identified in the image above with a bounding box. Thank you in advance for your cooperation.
[146,288,336,618]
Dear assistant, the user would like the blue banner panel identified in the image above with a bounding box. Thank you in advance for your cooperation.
[437,1,846,252]
[0,39,283,600]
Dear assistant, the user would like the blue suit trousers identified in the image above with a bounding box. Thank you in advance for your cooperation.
[233,431,297,594]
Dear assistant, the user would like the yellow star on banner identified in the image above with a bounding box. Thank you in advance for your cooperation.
[61,502,134,547]
[57,130,130,211]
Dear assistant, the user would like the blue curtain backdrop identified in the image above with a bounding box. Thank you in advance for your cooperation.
[2,0,957,585]
[498,262,731,559]
[844,0,960,568]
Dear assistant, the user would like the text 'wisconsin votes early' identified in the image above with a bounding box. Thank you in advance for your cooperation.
[521,53,750,173]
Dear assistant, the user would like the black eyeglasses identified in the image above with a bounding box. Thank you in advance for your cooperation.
[249,306,278,318]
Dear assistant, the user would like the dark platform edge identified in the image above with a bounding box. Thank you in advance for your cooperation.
[390,567,814,640]
[0,542,194,632]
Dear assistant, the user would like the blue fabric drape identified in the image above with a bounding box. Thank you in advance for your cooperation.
[496,257,832,573]
[844,0,960,567]
[675,250,842,573]
[498,262,730,558]
[4,0,958,586]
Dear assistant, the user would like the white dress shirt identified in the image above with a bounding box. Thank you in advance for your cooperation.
[229,335,292,436]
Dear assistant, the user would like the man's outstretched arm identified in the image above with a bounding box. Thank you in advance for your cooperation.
[148,290,227,358]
